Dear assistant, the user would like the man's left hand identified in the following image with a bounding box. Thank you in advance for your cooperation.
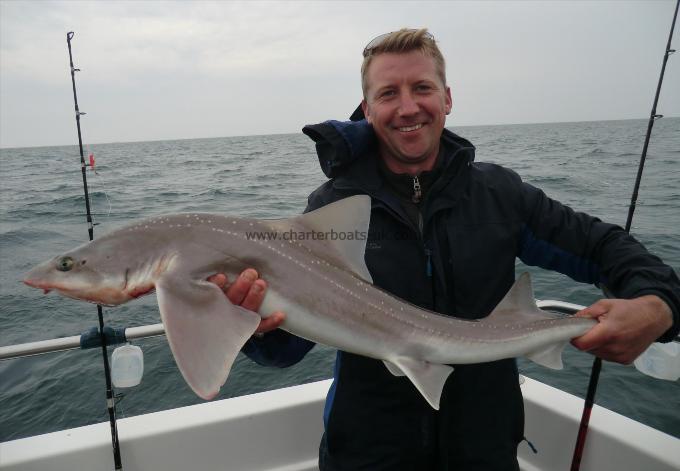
[571,295,673,364]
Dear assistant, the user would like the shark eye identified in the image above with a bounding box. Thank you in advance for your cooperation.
[56,256,74,272]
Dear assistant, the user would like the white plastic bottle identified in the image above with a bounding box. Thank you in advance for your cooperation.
[633,342,680,381]
[111,344,144,388]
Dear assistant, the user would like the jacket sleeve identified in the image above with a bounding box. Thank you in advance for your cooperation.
[240,183,338,367]
[241,330,315,367]
[517,180,680,342]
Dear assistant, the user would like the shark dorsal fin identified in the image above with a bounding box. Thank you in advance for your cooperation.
[294,195,373,283]
[485,272,568,370]
[485,272,543,321]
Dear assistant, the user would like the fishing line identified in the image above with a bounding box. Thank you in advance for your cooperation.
[85,143,114,219]
[66,31,123,471]
[570,2,679,470]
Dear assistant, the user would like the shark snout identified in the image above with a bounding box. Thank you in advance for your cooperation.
[23,274,58,293]
[23,278,53,295]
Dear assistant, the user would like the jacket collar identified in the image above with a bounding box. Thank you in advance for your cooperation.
[302,118,476,193]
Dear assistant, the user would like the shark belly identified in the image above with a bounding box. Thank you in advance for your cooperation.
[259,289,405,361]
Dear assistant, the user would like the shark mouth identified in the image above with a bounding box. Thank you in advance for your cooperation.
[22,278,118,305]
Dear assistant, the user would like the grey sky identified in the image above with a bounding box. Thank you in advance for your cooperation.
[1,0,678,148]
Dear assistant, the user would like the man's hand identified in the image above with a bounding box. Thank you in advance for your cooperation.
[207,269,286,335]
[571,295,673,364]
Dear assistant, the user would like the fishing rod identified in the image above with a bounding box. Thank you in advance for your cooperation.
[66,31,123,470]
[570,1,679,470]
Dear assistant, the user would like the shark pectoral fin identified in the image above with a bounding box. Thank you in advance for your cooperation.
[527,342,566,370]
[384,358,454,410]
[156,274,261,400]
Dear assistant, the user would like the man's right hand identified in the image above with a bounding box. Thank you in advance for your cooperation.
[207,269,286,335]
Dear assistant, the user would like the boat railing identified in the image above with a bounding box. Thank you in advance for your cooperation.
[0,323,165,361]
[0,300,677,361]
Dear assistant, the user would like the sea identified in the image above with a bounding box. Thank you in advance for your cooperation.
[1,118,678,443]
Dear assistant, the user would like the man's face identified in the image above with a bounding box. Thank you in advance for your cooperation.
[361,50,452,174]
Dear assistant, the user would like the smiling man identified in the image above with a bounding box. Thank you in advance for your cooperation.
[217,29,680,470]
[361,44,452,174]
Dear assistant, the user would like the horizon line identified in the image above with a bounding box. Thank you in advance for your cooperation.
[1,115,678,151]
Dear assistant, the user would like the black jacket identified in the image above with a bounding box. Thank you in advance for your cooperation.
[243,119,680,470]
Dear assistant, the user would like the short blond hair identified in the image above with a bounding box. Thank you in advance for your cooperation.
[361,28,446,98]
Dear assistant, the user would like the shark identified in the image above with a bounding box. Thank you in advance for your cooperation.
[23,195,595,409]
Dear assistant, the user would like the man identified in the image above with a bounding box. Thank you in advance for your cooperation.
[211,29,679,470]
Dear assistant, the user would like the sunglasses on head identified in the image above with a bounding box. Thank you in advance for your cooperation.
[362,30,435,57]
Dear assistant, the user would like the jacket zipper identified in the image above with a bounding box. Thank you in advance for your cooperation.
[412,175,422,203]
[419,209,436,309]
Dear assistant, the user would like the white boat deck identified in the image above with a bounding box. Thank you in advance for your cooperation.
[1,377,678,471]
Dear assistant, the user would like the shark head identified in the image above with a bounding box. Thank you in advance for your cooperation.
[23,233,158,306]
